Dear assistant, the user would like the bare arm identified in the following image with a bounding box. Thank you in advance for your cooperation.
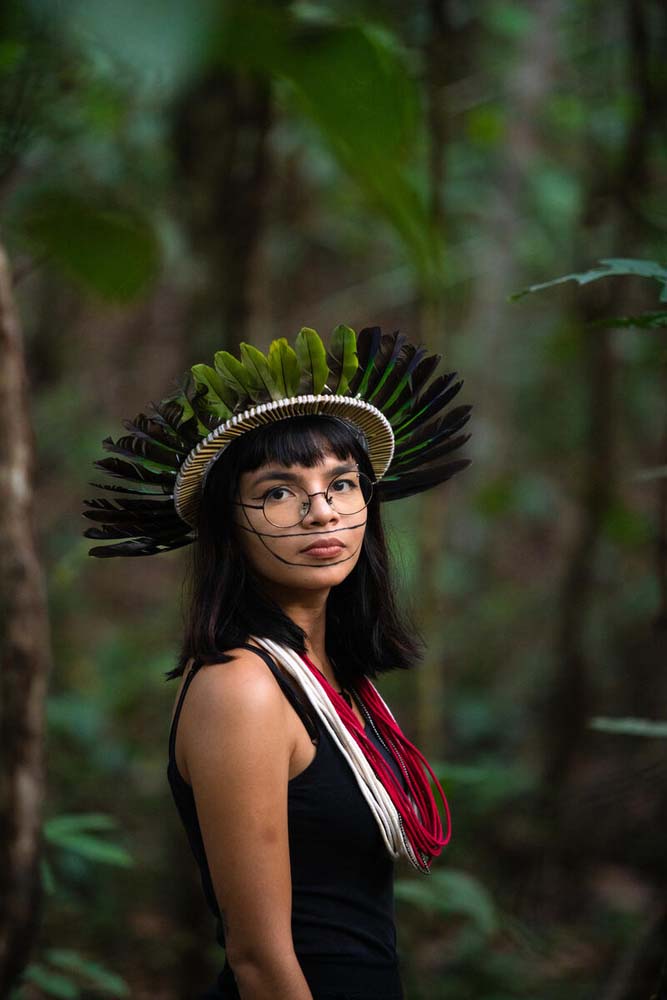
[180,649,313,1000]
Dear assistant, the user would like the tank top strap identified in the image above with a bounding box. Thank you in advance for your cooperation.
[238,642,318,743]
[168,657,200,760]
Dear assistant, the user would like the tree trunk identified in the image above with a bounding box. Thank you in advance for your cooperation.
[0,241,53,994]
[172,69,273,355]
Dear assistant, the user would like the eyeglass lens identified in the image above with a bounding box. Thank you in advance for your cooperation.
[263,472,373,527]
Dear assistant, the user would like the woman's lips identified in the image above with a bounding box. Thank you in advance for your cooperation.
[301,539,345,557]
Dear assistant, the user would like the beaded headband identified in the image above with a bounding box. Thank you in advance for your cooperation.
[82,325,472,557]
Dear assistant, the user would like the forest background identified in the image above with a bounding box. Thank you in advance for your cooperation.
[1,1,666,998]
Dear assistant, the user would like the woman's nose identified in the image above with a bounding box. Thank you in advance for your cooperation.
[303,491,339,524]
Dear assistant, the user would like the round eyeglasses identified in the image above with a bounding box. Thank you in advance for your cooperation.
[236,471,374,528]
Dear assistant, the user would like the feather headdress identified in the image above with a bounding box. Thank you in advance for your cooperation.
[83,325,472,557]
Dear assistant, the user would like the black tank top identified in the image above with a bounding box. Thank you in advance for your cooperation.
[167,644,406,1000]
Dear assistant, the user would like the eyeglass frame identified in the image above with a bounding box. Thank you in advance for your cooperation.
[233,470,375,527]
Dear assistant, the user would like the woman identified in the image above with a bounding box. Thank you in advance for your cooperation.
[83,325,472,999]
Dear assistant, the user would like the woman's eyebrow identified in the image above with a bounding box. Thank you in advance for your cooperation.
[250,463,358,488]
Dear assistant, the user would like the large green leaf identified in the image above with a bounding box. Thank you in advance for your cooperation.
[59,835,133,866]
[214,6,441,285]
[217,9,417,154]
[287,24,442,285]
[395,868,498,936]
[511,257,667,301]
[589,716,667,738]
[21,964,80,999]
[44,825,134,867]
[428,758,536,813]
[43,813,118,838]
[45,951,130,998]
[60,0,219,98]
[9,188,161,301]
[589,311,667,329]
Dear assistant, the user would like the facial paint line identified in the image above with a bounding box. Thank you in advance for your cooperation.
[237,500,365,567]
[235,520,367,540]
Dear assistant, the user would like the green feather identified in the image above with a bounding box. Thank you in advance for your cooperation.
[327,325,358,394]
[295,327,329,395]
[240,343,282,401]
[190,365,234,421]
[268,338,300,397]
[214,350,263,405]
[198,357,238,410]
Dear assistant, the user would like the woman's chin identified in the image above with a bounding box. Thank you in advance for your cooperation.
[263,560,358,593]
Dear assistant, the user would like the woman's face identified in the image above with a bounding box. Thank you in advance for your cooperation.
[234,450,369,595]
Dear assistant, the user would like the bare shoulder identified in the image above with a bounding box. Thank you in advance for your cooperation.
[178,648,288,770]
[185,647,283,709]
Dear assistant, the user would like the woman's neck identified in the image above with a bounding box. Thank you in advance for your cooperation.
[263,584,337,687]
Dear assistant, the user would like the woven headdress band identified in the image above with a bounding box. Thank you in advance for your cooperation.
[82,325,472,557]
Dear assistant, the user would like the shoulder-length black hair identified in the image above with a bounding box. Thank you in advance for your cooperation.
[166,414,423,686]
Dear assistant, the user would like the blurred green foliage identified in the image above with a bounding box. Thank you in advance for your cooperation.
[10,814,133,998]
[3,0,666,997]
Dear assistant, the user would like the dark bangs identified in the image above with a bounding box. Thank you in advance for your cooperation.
[166,415,422,685]
[220,414,370,476]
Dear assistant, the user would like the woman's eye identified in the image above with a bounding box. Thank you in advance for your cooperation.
[265,486,295,502]
[331,478,357,493]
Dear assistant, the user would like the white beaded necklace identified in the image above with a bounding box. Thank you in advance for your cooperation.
[255,637,421,869]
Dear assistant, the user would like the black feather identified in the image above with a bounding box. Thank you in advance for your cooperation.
[347,326,382,395]
[363,332,402,400]
[82,502,184,527]
[88,535,193,558]
[408,352,442,395]
[147,397,201,449]
[389,432,472,474]
[83,495,180,513]
[88,481,172,497]
[100,434,182,471]
[147,391,189,433]
[187,383,223,432]
[396,401,471,452]
[122,413,185,453]
[366,333,410,407]
[83,518,190,541]
[394,379,466,442]
[92,457,176,487]
[393,372,459,432]
[384,353,440,423]
[371,342,422,414]
[377,458,472,501]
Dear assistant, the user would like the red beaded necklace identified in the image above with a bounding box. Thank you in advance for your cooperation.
[301,653,451,872]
